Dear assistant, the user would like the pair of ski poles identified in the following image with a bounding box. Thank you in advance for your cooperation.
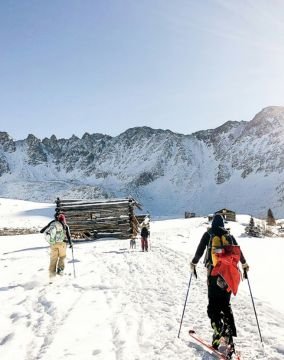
[177,271,264,348]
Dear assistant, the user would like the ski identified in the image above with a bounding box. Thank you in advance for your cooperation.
[188,330,241,360]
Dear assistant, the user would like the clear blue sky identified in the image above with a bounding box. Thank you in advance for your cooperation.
[1,0,284,140]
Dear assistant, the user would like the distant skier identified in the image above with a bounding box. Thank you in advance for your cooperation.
[40,213,73,279]
[190,214,249,355]
[140,226,149,251]
[140,215,150,252]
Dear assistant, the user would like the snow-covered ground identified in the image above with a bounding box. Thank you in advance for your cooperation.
[0,199,284,360]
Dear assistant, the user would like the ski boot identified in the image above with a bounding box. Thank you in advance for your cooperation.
[218,326,235,359]
[57,268,64,276]
[211,321,222,349]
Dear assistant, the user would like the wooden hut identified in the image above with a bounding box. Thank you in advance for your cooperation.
[184,212,196,219]
[55,197,143,240]
[214,208,236,222]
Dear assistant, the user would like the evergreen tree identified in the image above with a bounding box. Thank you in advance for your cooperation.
[249,216,255,230]
[245,216,261,237]
[267,208,276,226]
[246,216,254,236]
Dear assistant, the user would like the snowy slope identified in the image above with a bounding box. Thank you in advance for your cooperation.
[0,199,284,360]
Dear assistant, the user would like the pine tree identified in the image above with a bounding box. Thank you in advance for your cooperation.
[246,216,255,236]
[245,216,261,237]
[267,208,276,226]
[250,216,255,228]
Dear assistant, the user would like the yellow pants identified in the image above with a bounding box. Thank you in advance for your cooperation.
[49,242,67,277]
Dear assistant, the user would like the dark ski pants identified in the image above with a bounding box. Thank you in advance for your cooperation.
[141,237,148,251]
[207,275,237,337]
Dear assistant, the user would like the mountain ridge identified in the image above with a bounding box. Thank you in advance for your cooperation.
[1,106,284,217]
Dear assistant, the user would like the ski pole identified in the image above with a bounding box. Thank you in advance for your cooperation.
[245,271,263,346]
[178,273,193,338]
[71,246,76,278]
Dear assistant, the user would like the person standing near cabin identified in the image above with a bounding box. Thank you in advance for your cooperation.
[190,214,249,355]
[140,216,150,252]
[40,213,73,278]
[140,226,149,251]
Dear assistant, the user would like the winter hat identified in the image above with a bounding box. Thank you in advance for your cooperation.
[58,213,66,223]
[211,214,225,234]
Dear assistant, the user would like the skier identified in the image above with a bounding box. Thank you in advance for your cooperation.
[140,215,150,252]
[40,213,73,278]
[190,214,249,355]
[140,226,149,251]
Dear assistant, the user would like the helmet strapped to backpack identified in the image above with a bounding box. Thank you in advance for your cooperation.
[44,220,65,245]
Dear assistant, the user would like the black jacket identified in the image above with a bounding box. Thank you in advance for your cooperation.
[141,227,149,238]
[40,220,72,246]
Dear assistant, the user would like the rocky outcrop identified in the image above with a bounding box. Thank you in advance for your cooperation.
[25,134,48,165]
[0,131,16,152]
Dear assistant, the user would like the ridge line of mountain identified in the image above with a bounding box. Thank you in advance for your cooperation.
[1,105,284,217]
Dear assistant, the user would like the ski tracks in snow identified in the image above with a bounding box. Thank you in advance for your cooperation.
[1,232,284,360]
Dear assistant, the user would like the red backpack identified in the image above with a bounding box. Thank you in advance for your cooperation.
[211,244,241,295]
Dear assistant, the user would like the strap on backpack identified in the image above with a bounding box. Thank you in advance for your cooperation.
[203,230,213,268]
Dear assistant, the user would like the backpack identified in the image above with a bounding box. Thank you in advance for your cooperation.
[44,221,65,245]
[204,231,232,267]
[205,231,241,295]
[141,226,149,238]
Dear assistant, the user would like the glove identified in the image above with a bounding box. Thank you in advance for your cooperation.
[190,262,197,279]
[242,262,249,279]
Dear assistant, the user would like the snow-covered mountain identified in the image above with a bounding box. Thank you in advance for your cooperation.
[1,106,284,217]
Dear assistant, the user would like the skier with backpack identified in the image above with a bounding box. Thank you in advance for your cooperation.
[40,213,73,279]
[190,214,249,357]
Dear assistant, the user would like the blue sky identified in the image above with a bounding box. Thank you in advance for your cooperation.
[1,0,284,140]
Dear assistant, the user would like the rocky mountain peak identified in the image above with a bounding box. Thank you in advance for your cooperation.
[0,131,16,152]
[24,134,47,165]
[1,106,284,217]
[246,106,284,135]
